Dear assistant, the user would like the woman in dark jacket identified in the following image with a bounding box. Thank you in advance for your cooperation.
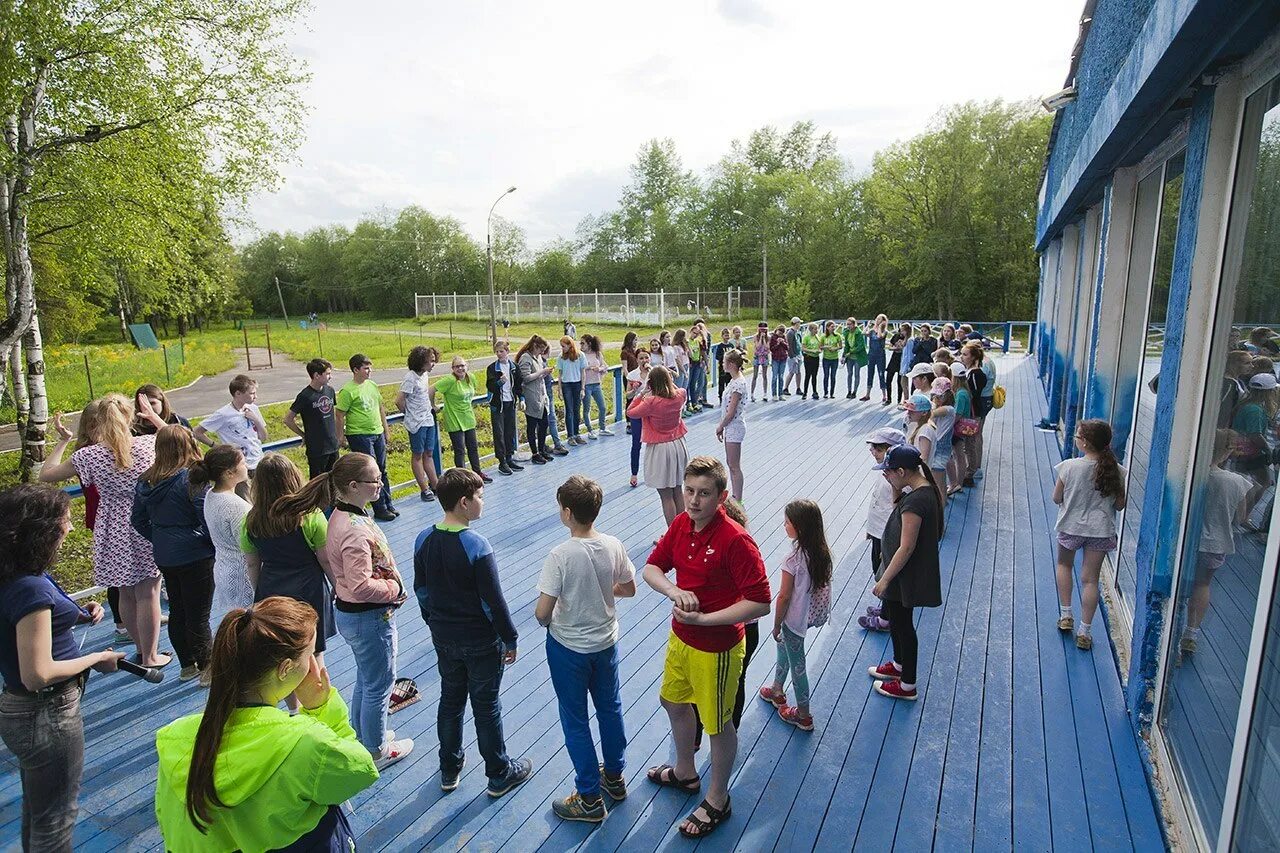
[869,445,944,702]
[912,323,939,367]
[132,424,215,683]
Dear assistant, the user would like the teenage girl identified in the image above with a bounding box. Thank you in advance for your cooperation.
[558,337,588,445]
[859,428,906,632]
[581,334,613,438]
[132,424,216,683]
[750,323,770,402]
[759,499,833,731]
[625,349,652,488]
[625,365,688,528]
[870,445,945,701]
[867,315,889,404]
[280,453,412,767]
[928,383,956,501]
[948,364,974,492]
[820,321,841,398]
[889,323,912,405]
[716,349,749,501]
[769,325,789,399]
[155,597,378,851]
[800,323,821,400]
[517,335,555,463]
[132,383,191,434]
[432,356,491,480]
[672,329,692,403]
[904,393,935,467]
[1053,419,1127,650]
[190,445,253,633]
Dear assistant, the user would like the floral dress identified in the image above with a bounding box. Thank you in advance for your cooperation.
[71,435,160,587]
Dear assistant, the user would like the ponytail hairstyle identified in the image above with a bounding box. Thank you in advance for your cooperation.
[559,336,580,361]
[1078,419,1124,500]
[74,399,104,451]
[515,334,547,363]
[189,445,245,491]
[581,333,602,355]
[722,497,748,528]
[93,393,137,470]
[244,453,306,540]
[785,499,833,590]
[186,597,317,831]
[724,349,745,372]
[273,453,378,519]
[142,424,203,486]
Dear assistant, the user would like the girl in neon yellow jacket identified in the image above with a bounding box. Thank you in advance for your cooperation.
[155,597,378,852]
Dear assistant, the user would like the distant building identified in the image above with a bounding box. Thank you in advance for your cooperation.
[1036,1,1280,849]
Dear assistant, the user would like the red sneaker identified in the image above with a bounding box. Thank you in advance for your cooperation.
[777,704,814,731]
[874,680,918,701]
[868,661,902,681]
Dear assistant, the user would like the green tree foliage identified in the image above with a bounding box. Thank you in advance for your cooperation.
[776,277,813,322]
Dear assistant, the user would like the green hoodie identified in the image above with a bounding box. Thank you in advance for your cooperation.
[155,688,378,853]
[842,327,868,364]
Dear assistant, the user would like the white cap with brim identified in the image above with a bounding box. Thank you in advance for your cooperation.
[865,427,907,447]
[908,363,935,379]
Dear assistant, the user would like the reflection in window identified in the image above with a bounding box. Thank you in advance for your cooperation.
[1159,79,1280,846]
[1115,153,1185,614]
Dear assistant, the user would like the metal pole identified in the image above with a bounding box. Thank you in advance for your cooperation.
[397,328,403,356]
[486,186,517,346]
[274,277,289,325]
[265,323,274,369]
[163,344,171,384]
[317,325,323,357]
[243,327,251,369]
[762,241,768,324]
[83,353,94,401]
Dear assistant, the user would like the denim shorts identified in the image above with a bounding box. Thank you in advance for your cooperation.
[409,424,436,454]
[1057,532,1117,552]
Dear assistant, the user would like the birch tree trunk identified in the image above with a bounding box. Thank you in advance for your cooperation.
[7,341,27,435]
[19,314,48,478]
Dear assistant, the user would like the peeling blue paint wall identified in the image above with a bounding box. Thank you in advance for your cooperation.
[1124,84,1214,720]
[1084,184,1114,423]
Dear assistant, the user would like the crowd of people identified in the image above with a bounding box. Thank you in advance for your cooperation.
[0,314,1006,849]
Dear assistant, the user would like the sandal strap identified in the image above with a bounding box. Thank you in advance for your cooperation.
[682,797,732,836]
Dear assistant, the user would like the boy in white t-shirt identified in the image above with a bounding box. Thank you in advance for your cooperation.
[535,475,636,823]
[193,374,267,498]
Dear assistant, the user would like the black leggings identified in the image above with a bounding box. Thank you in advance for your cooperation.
[158,558,215,669]
[449,428,482,473]
[694,621,760,743]
[884,599,918,684]
[526,413,548,455]
[802,356,820,397]
[107,586,122,626]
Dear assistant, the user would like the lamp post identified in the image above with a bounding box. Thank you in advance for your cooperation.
[275,244,290,324]
[731,209,767,324]
[487,186,518,346]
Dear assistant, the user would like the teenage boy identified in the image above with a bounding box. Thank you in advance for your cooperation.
[396,345,441,502]
[485,341,524,477]
[642,456,771,839]
[712,328,733,404]
[336,353,396,522]
[413,468,533,798]
[784,317,803,396]
[194,374,267,499]
[535,475,636,823]
[285,358,340,477]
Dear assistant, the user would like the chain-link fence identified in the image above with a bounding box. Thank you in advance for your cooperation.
[415,288,764,327]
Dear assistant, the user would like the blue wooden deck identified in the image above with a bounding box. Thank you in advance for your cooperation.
[0,355,1168,851]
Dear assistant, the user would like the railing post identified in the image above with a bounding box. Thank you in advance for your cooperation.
[83,352,94,401]
[317,325,323,357]
[564,289,569,316]
[613,365,624,423]
[243,326,251,369]
[1003,322,1011,354]
[594,289,599,319]
[625,289,630,322]
[163,344,171,384]
[265,323,273,369]
[539,291,544,317]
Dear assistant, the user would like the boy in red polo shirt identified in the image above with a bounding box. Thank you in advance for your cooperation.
[641,455,771,839]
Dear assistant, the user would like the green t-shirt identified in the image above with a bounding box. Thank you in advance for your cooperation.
[801,333,821,357]
[239,510,328,553]
[335,380,383,436]
[436,373,478,432]
[820,333,842,359]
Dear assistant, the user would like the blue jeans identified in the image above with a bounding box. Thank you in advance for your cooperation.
[771,359,786,397]
[435,640,515,780]
[868,352,887,392]
[583,383,606,433]
[334,606,397,753]
[345,433,392,513]
[0,680,83,852]
[822,359,838,396]
[562,382,583,437]
[544,378,565,448]
[546,634,626,798]
[629,416,642,476]
[688,361,706,406]
[845,359,863,395]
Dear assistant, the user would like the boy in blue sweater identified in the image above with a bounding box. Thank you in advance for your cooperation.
[413,468,533,797]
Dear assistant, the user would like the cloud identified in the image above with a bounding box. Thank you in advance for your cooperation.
[717,0,775,27]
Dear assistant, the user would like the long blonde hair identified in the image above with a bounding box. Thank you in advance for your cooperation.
[93,393,136,470]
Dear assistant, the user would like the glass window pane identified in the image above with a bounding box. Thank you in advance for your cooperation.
[1157,77,1280,845]
[1115,153,1186,614]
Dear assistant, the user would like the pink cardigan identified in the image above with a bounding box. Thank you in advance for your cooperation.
[626,389,688,444]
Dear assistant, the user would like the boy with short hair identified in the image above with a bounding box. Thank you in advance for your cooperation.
[535,475,636,822]
[284,358,340,478]
[484,341,524,476]
[412,468,533,798]
[194,374,268,498]
[336,353,396,522]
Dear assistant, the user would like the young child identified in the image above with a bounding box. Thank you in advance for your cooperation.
[1181,429,1253,656]
[905,393,935,466]
[716,349,749,501]
[759,499,833,731]
[535,475,637,823]
[1053,418,1127,649]
[750,322,770,402]
[928,381,956,500]
[859,428,906,632]
[194,375,267,499]
[413,468,532,797]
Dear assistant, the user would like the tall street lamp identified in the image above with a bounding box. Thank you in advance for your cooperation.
[487,186,518,345]
[732,209,767,324]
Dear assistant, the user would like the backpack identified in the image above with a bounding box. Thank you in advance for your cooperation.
[992,385,1006,409]
[807,582,831,628]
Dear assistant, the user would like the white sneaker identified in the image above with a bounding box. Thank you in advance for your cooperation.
[600,427,615,436]
[586,431,598,440]
[375,738,414,770]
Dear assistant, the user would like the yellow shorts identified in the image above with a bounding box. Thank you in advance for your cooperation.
[659,632,745,736]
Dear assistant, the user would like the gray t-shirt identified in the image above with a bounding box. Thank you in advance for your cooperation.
[399,370,434,432]
[1199,467,1253,556]
[537,534,635,653]
[1054,457,1127,537]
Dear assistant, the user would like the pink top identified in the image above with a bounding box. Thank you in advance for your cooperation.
[626,389,689,444]
[584,350,606,384]
[325,508,404,605]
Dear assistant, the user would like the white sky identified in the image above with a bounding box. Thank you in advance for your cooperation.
[242,0,1084,250]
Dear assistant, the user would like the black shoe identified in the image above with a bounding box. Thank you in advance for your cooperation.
[847,393,855,399]
[532,454,548,464]
[508,460,524,471]
[374,510,397,522]
[479,472,494,484]
[391,508,401,517]
[420,489,436,502]
[552,447,569,457]
[441,755,465,792]
[488,758,534,797]
[498,463,513,476]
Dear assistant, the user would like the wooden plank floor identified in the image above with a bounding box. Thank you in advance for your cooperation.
[0,356,1168,851]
